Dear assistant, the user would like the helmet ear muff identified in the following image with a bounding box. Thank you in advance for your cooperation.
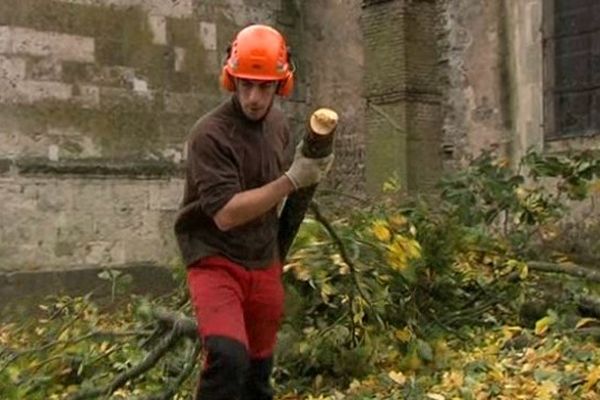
[220,44,236,92]
[277,72,294,96]
[220,69,236,92]
[277,47,295,97]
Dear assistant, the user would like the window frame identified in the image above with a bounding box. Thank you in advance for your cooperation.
[543,0,600,141]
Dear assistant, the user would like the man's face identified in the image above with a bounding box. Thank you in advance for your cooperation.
[235,78,278,121]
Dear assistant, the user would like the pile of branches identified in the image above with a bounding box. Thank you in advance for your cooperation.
[2,149,600,398]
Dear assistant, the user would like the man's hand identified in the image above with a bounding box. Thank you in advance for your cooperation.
[284,142,334,189]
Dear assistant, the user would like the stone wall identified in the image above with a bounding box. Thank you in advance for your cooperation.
[439,0,600,168]
[0,0,370,276]
[301,0,365,194]
[362,0,442,193]
[0,0,307,274]
[438,0,511,169]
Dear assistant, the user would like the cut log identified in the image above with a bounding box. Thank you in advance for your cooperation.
[278,108,338,262]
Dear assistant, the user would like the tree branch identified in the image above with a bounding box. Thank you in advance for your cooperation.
[578,295,600,318]
[152,309,198,340]
[143,341,201,400]
[68,326,184,400]
[528,261,600,283]
[309,201,371,302]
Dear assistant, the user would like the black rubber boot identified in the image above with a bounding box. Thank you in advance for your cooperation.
[194,336,249,400]
[242,357,274,400]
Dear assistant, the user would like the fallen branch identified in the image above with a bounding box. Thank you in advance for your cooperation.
[309,201,371,304]
[143,341,201,400]
[309,201,374,346]
[68,326,185,400]
[572,327,600,339]
[0,329,151,372]
[578,295,600,319]
[153,309,198,340]
[528,261,600,283]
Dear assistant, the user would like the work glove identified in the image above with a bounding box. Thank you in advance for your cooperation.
[284,142,334,190]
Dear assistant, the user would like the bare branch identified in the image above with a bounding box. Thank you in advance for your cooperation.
[68,327,184,400]
[152,309,198,340]
[528,261,600,283]
[143,341,201,400]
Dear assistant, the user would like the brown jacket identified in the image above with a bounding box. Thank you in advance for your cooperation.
[174,96,294,268]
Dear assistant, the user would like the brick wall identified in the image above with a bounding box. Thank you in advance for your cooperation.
[362,0,442,193]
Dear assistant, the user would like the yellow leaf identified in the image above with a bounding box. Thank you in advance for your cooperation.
[388,370,407,385]
[389,214,407,229]
[58,329,70,341]
[515,187,528,200]
[395,327,412,343]
[502,325,522,339]
[426,394,446,400]
[519,264,529,280]
[348,379,361,391]
[576,318,599,329]
[441,370,464,389]
[371,220,391,242]
[488,367,504,382]
[522,363,534,373]
[584,366,600,392]
[404,350,422,371]
[536,380,559,399]
[534,316,555,336]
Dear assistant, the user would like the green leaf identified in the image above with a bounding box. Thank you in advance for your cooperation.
[416,339,433,362]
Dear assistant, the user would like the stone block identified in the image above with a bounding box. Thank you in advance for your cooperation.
[71,181,115,212]
[83,240,114,265]
[204,50,220,74]
[109,181,150,210]
[0,130,47,158]
[0,182,38,212]
[72,84,100,108]
[0,159,11,174]
[174,47,186,72]
[164,92,199,114]
[144,0,193,18]
[148,14,167,45]
[29,58,63,81]
[199,21,217,51]
[99,86,153,109]
[149,179,183,211]
[15,80,73,103]
[37,181,73,212]
[0,55,26,80]
[54,0,193,18]
[2,26,94,63]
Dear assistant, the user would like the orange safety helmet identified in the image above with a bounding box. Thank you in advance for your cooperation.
[220,24,294,97]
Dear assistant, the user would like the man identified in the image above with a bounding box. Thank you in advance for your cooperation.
[174,24,334,400]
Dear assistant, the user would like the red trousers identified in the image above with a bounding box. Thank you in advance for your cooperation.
[187,256,285,400]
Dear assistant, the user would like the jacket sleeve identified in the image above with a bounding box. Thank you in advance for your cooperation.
[187,133,241,217]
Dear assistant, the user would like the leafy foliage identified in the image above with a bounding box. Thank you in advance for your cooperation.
[2,149,600,399]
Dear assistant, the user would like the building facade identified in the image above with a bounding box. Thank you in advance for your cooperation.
[0,0,598,280]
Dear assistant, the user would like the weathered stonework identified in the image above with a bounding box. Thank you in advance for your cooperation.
[301,0,366,194]
[438,0,600,168]
[5,0,595,288]
[0,0,299,277]
[362,0,442,193]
